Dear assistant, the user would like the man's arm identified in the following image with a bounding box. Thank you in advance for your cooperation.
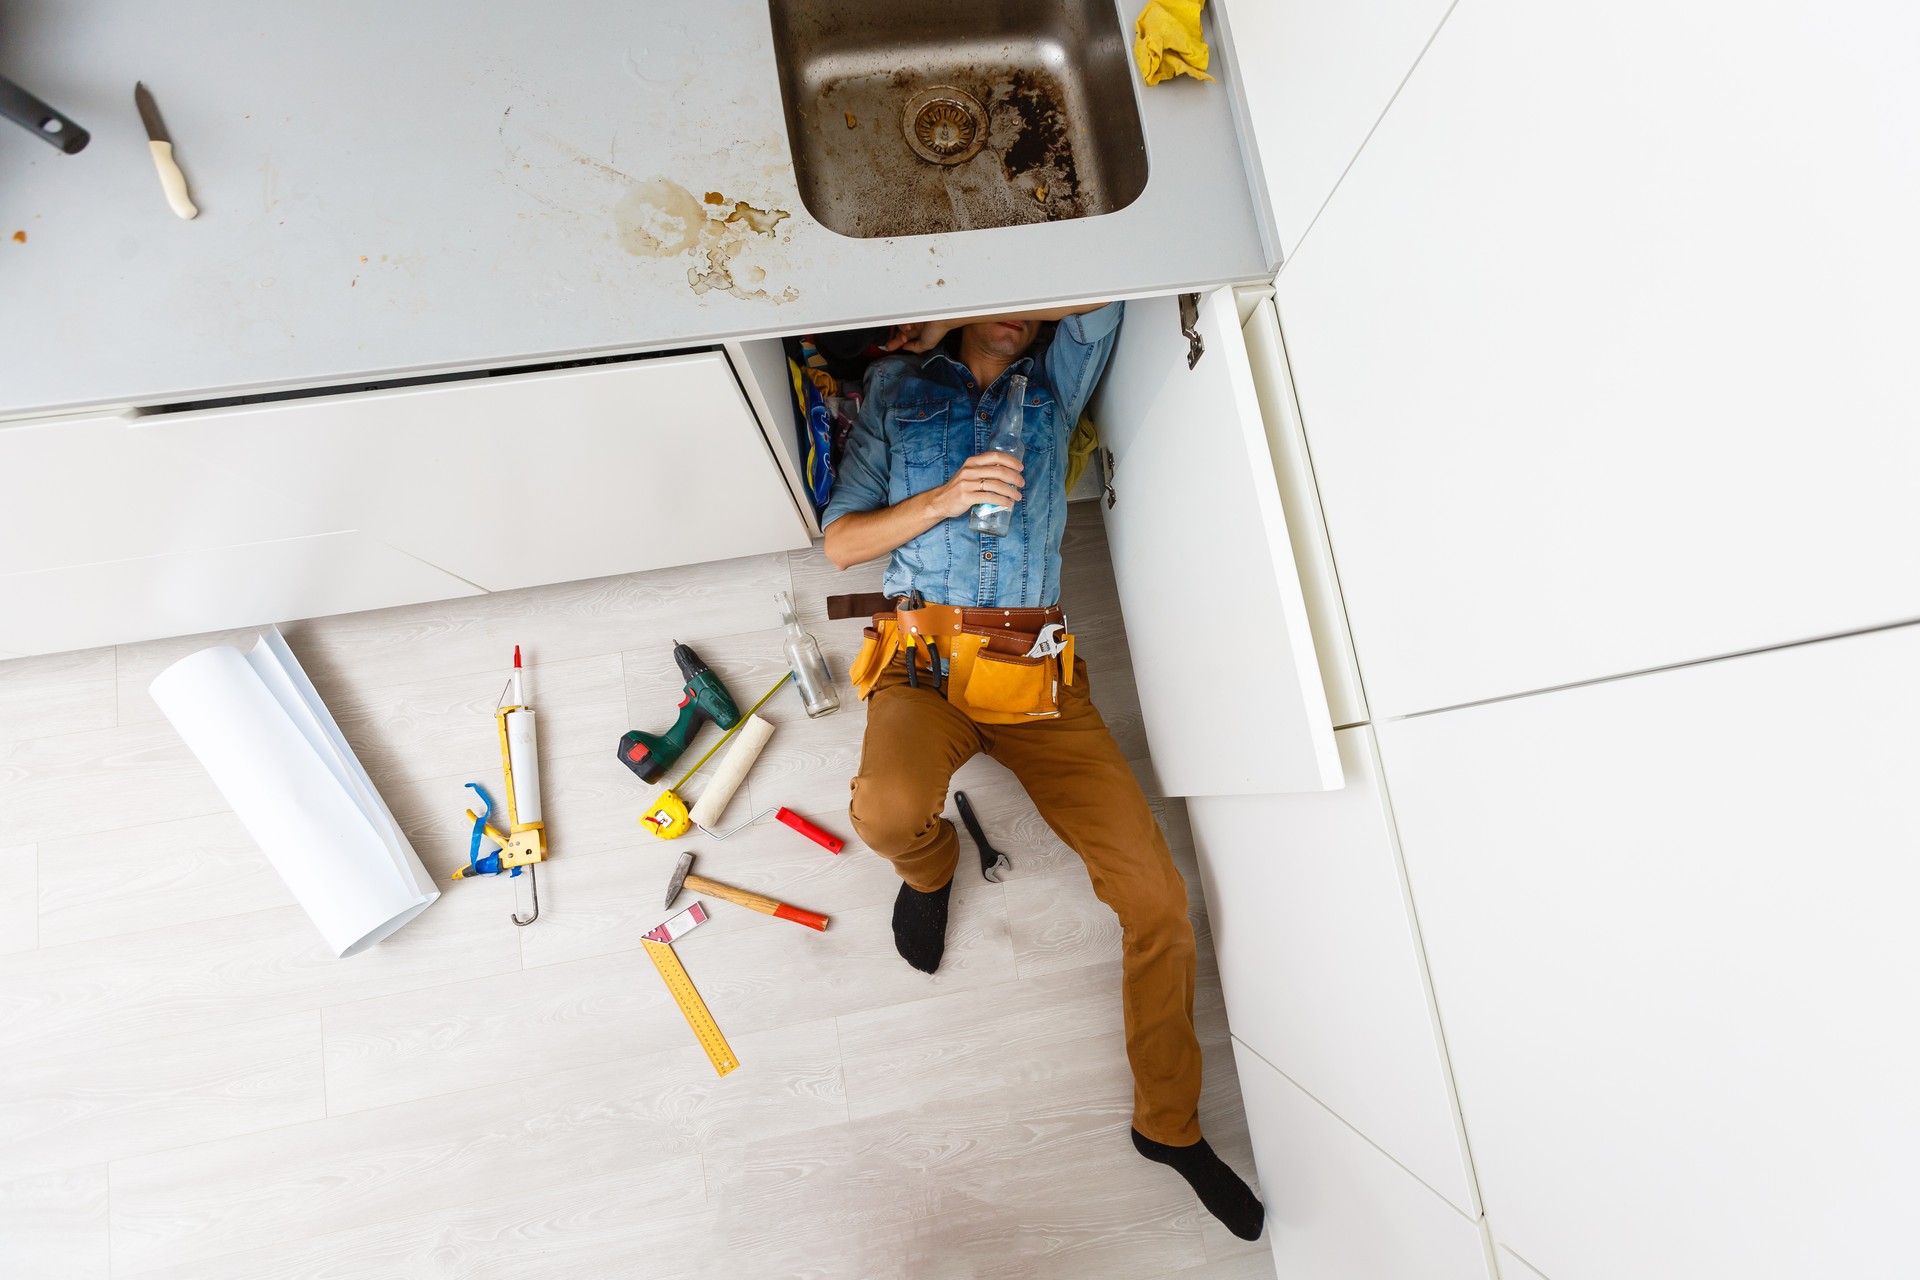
[823,452,1025,570]
[883,303,1113,354]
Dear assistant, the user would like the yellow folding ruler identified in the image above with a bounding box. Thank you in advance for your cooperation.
[642,903,738,1076]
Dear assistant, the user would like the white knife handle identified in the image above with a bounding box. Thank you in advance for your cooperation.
[147,140,198,219]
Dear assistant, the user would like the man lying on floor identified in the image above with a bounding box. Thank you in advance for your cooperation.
[822,301,1264,1241]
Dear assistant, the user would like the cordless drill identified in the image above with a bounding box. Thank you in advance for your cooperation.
[618,642,742,783]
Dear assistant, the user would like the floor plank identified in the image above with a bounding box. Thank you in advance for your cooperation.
[0,1165,111,1279]
[0,1011,324,1180]
[116,1158,710,1280]
[0,843,35,955]
[35,812,292,948]
[0,889,518,1068]
[0,646,117,745]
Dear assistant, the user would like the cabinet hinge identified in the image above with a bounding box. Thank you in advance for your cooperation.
[1178,293,1205,369]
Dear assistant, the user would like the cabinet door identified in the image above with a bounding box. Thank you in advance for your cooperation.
[1216,0,1456,257]
[1089,290,1340,795]
[1190,727,1474,1213]
[1275,0,1920,718]
[1378,622,1920,1280]
[1233,1039,1490,1280]
[150,353,811,592]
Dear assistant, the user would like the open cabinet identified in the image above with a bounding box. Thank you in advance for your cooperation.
[1088,289,1342,797]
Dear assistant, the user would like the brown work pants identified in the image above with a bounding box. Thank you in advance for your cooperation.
[848,654,1202,1146]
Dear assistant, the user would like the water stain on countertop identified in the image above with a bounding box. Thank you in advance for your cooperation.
[614,178,797,304]
[500,117,798,305]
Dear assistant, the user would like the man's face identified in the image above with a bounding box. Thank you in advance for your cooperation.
[962,317,1041,361]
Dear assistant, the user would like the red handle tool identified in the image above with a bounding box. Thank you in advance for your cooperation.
[776,807,845,854]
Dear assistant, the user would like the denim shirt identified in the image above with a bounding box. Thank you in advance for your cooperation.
[823,302,1123,608]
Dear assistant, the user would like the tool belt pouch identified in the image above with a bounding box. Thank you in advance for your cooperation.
[848,622,900,701]
[946,632,1063,723]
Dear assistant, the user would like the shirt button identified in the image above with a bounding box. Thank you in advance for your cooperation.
[983,552,994,561]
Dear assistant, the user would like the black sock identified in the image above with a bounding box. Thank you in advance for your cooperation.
[891,879,952,974]
[1132,1129,1265,1240]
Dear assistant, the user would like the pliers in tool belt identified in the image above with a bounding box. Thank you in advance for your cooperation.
[904,590,939,692]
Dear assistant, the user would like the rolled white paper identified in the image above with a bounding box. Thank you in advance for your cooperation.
[150,626,439,957]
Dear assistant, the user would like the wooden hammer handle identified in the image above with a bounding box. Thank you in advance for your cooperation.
[683,873,829,931]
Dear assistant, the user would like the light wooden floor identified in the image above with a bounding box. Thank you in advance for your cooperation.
[0,503,1274,1280]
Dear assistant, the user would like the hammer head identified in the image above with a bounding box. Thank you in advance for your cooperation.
[664,850,695,909]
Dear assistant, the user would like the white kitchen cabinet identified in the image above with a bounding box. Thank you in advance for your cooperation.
[1089,289,1340,796]
[1216,0,1455,259]
[1376,621,1920,1280]
[1191,727,1474,1213]
[149,353,811,593]
[1274,0,1920,718]
[1233,1039,1491,1280]
[0,532,481,656]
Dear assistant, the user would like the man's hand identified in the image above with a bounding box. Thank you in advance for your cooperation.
[926,451,1025,520]
[883,320,955,353]
[824,450,1027,569]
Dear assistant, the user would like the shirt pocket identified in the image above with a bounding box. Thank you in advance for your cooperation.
[886,401,951,505]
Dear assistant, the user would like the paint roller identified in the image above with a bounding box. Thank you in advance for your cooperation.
[688,713,773,830]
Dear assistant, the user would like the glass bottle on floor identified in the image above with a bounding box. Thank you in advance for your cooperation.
[776,590,839,717]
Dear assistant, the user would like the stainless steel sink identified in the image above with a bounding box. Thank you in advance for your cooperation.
[767,0,1149,239]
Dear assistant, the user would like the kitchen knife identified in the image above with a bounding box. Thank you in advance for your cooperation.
[134,82,197,219]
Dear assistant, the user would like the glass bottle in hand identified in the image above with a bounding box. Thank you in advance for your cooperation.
[775,591,839,718]
[968,373,1027,537]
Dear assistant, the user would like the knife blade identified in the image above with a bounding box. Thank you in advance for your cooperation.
[133,82,197,219]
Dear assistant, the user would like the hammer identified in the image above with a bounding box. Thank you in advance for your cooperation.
[664,850,829,932]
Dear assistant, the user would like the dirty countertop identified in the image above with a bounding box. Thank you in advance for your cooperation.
[0,1,1270,417]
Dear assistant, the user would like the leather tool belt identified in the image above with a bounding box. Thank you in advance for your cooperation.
[847,599,1074,723]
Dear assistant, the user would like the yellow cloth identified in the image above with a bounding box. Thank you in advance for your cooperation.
[1064,410,1100,493]
[1134,0,1214,86]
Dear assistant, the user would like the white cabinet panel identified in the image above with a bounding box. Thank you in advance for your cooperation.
[1182,729,1466,1212]
[1233,1039,1490,1280]
[1241,299,1366,727]
[0,533,481,656]
[1192,727,1472,1213]
[1090,291,1339,795]
[1276,0,1920,717]
[1378,622,1920,1280]
[0,413,335,575]
[151,354,811,592]
[725,338,823,539]
[1498,1247,1550,1280]
[1216,0,1455,257]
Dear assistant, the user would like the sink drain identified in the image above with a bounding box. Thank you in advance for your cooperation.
[903,86,987,166]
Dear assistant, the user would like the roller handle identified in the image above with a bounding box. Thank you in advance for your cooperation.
[683,872,829,931]
[776,807,844,854]
[149,140,197,218]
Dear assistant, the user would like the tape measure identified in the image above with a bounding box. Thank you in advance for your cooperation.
[642,939,739,1076]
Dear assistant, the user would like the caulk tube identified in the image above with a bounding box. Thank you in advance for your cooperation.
[504,646,543,825]
[505,707,543,824]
